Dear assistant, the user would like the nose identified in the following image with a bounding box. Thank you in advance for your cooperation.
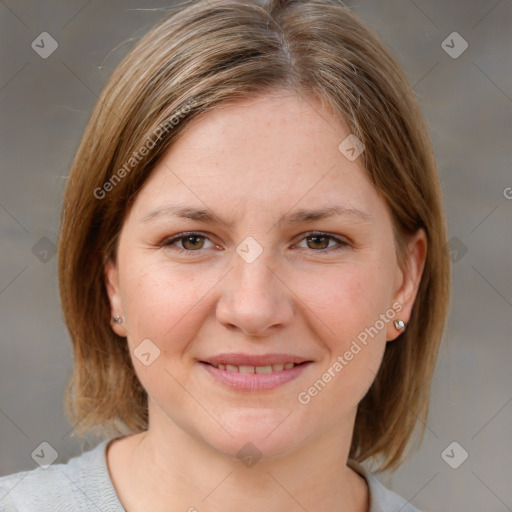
[215,249,294,337]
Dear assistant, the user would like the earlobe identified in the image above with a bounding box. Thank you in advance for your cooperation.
[386,228,427,342]
[104,259,127,337]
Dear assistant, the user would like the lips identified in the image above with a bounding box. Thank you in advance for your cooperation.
[198,353,313,391]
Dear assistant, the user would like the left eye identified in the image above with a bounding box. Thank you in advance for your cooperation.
[295,232,349,252]
[161,231,349,254]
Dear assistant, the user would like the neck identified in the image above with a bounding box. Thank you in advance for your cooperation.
[110,403,368,512]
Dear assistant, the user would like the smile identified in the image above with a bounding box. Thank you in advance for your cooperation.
[199,360,312,391]
[207,362,299,373]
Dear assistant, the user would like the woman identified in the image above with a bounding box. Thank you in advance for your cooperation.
[0,0,450,510]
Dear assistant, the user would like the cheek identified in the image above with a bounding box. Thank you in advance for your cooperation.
[118,262,212,405]
[293,260,393,402]
[299,259,393,345]
[119,260,207,351]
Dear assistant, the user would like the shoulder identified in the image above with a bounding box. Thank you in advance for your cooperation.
[348,459,422,512]
[0,439,124,512]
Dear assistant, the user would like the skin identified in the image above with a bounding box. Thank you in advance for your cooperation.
[104,89,426,512]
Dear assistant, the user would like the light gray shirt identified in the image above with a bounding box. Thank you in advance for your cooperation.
[0,438,421,511]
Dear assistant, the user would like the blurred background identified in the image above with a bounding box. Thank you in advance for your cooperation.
[0,1,511,510]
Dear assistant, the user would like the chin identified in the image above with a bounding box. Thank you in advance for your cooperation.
[197,407,307,462]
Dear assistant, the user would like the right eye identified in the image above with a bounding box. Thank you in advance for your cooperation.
[160,232,217,254]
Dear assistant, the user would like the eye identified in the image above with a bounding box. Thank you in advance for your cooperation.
[161,231,350,256]
[161,232,216,254]
[294,232,350,253]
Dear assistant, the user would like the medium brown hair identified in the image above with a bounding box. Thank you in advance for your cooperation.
[58,0,450,471]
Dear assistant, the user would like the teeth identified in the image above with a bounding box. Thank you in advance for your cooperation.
[255,365,272,374]
[212,362,298,373]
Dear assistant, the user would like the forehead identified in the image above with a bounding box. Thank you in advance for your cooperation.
[128,91,385,224]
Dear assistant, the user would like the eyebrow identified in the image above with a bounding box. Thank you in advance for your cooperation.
[140,204,372,227]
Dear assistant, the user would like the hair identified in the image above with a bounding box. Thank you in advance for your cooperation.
[58,0,450,471]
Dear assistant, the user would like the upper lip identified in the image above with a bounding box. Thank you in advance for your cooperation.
[201,353,312,367]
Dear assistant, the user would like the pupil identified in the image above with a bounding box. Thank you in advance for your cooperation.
[185,236,202,249]
[310,235,328,249]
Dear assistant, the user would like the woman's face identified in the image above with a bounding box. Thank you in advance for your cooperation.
[105,90,425,459]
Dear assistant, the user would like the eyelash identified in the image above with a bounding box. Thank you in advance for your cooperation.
[160,231,350,256]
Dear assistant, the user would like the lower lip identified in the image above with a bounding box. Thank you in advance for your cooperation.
[199,362,312,391]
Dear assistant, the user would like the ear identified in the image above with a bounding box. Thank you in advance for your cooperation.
[104,258,127,337]
[386,228,427,342]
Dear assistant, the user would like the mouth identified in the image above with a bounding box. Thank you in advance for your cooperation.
[198,354,313,391]
[201,361,306,373]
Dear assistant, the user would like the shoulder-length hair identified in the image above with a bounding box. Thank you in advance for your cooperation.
[58,0,450,471]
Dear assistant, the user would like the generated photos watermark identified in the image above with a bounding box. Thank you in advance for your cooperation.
[297,301,403,405]
[93,96,198,200]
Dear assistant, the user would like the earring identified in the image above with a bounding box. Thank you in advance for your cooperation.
[393,319,406,332]
[113,315,123,324]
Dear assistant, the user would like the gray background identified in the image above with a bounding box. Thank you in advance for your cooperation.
[1,1,511,511]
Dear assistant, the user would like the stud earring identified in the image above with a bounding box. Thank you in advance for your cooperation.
[113,315,123,324]
[393,319,406,332]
